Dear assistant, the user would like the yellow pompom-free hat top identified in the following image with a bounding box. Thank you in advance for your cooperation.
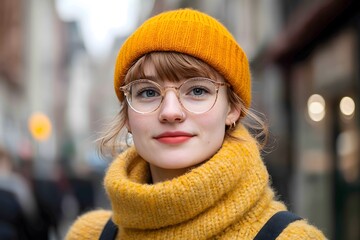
[114,8,251,108]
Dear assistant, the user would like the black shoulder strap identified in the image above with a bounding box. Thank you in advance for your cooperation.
[99,217,118,240]
[254,211,302,240]
[99,211,300,240]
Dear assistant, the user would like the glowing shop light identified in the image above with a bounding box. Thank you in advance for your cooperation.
[340,96,355,116]
[307,94,325,122]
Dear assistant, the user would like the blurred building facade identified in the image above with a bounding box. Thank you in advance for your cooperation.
[255,0,360,239]
[0,0,28,162]
[1,0,359,239]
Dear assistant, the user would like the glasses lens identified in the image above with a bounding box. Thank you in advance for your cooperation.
[123,78,221,114]
[179,78,218,113]
[127,80,162,113]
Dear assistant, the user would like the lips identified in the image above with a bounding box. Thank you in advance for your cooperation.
[154,131,194,144]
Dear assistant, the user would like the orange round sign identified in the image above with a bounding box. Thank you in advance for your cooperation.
[28,112,52,141]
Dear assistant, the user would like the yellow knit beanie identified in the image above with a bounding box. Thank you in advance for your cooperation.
[114,8,251,108]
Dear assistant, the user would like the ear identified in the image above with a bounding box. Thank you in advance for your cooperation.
[225,104,241,126]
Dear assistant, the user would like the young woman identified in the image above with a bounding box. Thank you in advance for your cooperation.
[66,9,326,239]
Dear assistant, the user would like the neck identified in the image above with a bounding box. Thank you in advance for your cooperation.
[149,164,190,183]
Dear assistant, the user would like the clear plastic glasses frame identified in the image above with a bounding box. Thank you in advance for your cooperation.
[119,77,230,114]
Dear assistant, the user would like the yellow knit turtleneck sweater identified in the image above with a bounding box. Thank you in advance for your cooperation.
[66,126,326,239]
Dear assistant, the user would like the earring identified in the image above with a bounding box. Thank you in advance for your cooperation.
[232,121,236,129]
[125,130,133,146]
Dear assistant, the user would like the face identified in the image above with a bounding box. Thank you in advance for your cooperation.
[126,63,240,170]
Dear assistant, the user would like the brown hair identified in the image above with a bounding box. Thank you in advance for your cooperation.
[99,52,268,157]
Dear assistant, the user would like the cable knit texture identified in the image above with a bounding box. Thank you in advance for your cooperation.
[114,9,251,108]
[66,126,326,239]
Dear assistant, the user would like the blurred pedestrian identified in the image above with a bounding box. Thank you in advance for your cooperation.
[0,146,38,239]
[66,9,326,239]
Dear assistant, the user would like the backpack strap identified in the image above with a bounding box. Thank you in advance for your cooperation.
[254,211,302,240]
[98,211,300,240]
[99,217,118,240]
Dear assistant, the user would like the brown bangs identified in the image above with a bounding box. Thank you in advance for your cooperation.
[124,52,221,84]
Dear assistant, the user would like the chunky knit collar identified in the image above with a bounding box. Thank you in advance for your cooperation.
[104,125,272,238]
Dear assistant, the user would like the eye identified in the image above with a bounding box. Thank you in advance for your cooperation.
[137,88,160,98]
[181,78,216,98]
[190,87,209,96]
[185,84,213,97]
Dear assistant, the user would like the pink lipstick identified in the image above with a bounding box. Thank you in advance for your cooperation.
[154,131,194,144]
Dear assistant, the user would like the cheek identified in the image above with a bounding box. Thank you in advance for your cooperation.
[127,112,147,149]
[206,96,230,124]
[127,111,145,137]
[127,110,158,149]
[200,112,226,128]
[197,102,229,136]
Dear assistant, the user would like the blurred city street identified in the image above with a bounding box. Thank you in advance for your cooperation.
[0,0,359,239]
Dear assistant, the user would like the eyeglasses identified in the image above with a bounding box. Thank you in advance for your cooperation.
[119,77,229,114]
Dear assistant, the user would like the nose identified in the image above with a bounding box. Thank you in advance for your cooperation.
[158,91,185,123]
